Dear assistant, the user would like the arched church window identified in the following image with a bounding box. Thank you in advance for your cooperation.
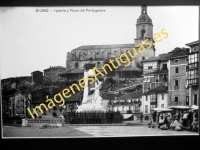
[141,29,146,39]
[97,62,101,68]
[75,62,79,68]
[96,51,99,58]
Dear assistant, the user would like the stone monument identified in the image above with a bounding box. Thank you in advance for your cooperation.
[76,58,106,112]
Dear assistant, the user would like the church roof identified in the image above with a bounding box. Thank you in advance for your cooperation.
[137,13,152,24]
[72,43,135,50]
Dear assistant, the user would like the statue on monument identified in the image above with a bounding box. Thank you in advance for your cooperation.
[83,57,96,71]
[76,57,106,112]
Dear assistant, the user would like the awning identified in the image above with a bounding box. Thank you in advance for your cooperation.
[167,106,192,110]
[123,114,133,119]
[153,108,173,112]
[190,105,198,110]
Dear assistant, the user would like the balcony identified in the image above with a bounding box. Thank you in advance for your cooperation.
[174,86,179,90]
[187,78,198,86]
[188,62,199,69]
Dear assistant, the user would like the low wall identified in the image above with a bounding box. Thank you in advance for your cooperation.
[27,118,65,124]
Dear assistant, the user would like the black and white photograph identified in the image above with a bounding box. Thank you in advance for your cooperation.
[0,5,199,138]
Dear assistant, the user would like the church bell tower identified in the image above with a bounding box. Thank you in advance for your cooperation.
[134,6,154,45]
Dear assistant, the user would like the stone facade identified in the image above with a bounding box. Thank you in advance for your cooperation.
[44,66,66,82]
[168,49,189,106]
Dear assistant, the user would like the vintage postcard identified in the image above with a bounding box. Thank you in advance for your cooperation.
[0,6,199,138]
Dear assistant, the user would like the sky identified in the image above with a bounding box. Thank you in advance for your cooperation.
[0,6,199,79]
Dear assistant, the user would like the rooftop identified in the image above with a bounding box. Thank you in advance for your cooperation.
[185,40,199,46]
[166,47,188,59]
[115,91,143,100]
[143,86,168,95]
[72,43,135,51]
[142,53,170,62]
[44,66,65,71]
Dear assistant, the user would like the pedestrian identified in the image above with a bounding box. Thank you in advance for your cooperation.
[187,110,193,127]
[140,112,143,123]
[152,111,157,122]
[191,118,198,132]
[158,114,164,128]
[182,111,188,127]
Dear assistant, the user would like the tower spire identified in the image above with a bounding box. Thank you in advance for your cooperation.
[141,5,147,14]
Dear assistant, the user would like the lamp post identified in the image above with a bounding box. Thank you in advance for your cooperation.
[63,105,66,118]
[9,107,12,117]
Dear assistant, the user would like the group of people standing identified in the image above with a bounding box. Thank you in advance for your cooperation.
[154,109,198,132]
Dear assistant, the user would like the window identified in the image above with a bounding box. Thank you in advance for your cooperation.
[145,105,148,113]
[161,104,164,108]
[175,80,179,86]
[194,94,197,105]
[163,74,168,81]
[162,94,164,100]
[186,96,189,105]
[175,59,179,63]
[144,63,157,70]
[175,67,179,73]
[186,66,189,72]
[142,56,145,60]
[143,76,154,83]
[146,95,148,101]
[188,70,198,79]
[75,62,79,68]
[189,53,199,64]
[193,47,198,52]
[97,62,101,68]
[150,104,156,111]
[175,97,178,103]
[150,94,156,102]
[162,64,168,70]
[185,58,188,63]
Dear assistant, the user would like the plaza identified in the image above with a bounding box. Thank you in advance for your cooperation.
[3,122,198,138]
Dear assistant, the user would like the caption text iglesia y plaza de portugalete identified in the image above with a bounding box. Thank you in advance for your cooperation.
[27,28,169,119]
[36,8,106,13]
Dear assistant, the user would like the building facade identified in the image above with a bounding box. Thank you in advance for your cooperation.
[168,48,189,106]
[31,70,43,86]
[186,40,199,106]
[9,92,32,117]
[141,53,169,114]
[44,66,66,82]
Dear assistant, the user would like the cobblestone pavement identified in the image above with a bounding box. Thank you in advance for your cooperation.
[71,126,199,137]
[3,125,198,138]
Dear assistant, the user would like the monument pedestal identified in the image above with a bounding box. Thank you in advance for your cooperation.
[76,104,106,112]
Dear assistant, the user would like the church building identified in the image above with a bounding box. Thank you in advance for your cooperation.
[59,6,156,81]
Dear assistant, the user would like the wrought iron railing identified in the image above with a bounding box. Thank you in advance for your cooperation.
[66,111,123,124]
